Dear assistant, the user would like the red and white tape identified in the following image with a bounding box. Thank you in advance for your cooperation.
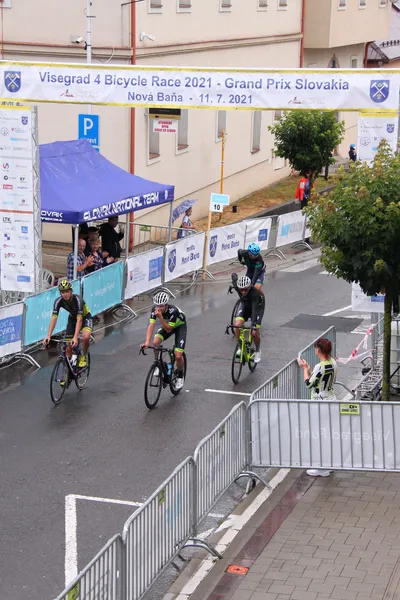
[337,324,374,365]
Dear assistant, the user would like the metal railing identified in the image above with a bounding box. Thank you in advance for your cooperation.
[122,457,194,600]
[252,359,298,401]
[130,223,182,255]
[55,534,124,600]
[193,402,246,527]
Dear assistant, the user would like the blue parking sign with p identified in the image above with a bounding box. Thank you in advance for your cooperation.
[78,114,99,151]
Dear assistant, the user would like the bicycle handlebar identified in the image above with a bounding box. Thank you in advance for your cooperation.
[139,345,170,356]
[225,324,256,335]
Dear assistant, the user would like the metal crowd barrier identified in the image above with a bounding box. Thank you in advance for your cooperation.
[130,223,182,255]
[252,358,298,401]
[55,534,124,600]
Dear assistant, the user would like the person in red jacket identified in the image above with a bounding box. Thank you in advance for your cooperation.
[295,170,312,210]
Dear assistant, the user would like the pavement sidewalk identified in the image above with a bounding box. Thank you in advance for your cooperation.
[178,469,400,600]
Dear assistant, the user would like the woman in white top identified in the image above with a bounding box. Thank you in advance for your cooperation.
[298,337,337,478]
[181,207,197,237]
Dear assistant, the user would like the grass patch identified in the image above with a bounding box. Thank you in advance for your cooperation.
[196,174,336,231]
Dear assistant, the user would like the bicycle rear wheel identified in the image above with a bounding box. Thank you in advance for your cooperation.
[248,341,257,373]
[75,353,91,390]
[170,353,187,396]
[144,361,162,409]
[231,342,243,384]
[50,357,68,405]
[230,299,241,332]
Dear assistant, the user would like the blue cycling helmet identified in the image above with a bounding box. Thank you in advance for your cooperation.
[248,242,260,256]
[350,144,356,149]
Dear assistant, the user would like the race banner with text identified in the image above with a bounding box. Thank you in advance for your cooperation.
[206,223,246,266]
[244,218,272,251]
[125,247,163,299]
[164,232,205,283]
[275,211,306,248]
[357,112,399,166]
[1,62,399,111]
[82,261,124,316]
[0,301,23,358]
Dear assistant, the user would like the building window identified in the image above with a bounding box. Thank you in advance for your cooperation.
[149,0,162,12]
[359,0,366,8]
[217,110,227,140]
[274,110,283,121]
[251,112,262,154]
[380,0,387,6]
[273,153,285,170]
[148,118,160,161]
[177,110,189,152]
[328,55,340,68]
[258,0,268,9]
[338,0,346,8]
[177,0,191,12]
[351,57,358,68]
[278,0,288,8]
[220,0,232,11]
[0,0,12,7]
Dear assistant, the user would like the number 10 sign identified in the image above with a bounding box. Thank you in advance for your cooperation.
[210,193,230,213]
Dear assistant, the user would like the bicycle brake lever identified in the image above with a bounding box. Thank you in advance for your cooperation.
[225,326,230,335]
[139,347,147,356]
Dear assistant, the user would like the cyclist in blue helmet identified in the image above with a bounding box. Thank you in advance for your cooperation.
[236,242,266,294]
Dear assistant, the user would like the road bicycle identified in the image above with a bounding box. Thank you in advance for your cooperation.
[139,345,187,409]
[227,284,242,332]
[225,324,257,384]
[49,338,91,405]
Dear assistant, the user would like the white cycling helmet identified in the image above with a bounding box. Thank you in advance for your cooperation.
[153,291,170,306]
[237,275,252,289]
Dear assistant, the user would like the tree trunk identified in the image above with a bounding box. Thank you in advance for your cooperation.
[382,292,393,402]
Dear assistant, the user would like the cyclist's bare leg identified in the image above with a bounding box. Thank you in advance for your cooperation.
[234,317,244,340]
[251,328,261,351]
[152,335,162,360]
[82,330,91,354]
[174,350,184,372]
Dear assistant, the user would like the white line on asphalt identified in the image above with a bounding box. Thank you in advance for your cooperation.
[279,258,320,273]
[65,495,78,587]
[323,305,352,317]
[73,494,143,507]
[205,389,252,396]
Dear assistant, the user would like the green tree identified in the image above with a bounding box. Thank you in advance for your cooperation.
[269,110,345,181]
[306,142,400,401]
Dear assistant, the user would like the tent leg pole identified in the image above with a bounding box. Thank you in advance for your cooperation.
[124,212,130,259]
[168,201,173,243]
[73,225,79,280]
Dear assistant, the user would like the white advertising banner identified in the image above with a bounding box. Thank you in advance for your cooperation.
[164,232,205,283]
[351,282,384,313]
[0,106,34,293]
[357,112,399,166]
[1,63,399,111]
[244,218,272,251]
[206,223,245,266]
[125,247,164,300]
[275,211,305,248]
[250,399,400,471]
[0,302,24,358]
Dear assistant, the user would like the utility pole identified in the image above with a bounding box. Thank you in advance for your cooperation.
[86,0,92,114]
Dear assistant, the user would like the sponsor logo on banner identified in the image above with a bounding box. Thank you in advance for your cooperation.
[168,248,177,273]
[210,235,218,258]
[2,162,9,169]
[17,275,31,282]
[370,80,390,103]
[21,226,28,234]
[387,123,395,133]
[21,116,28,125]
[4,71,21,93]
[258,229,268,241]
[149,257,162,281]
[40,209,64,221]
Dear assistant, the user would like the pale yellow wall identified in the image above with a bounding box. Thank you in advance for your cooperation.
[305,0,391,49]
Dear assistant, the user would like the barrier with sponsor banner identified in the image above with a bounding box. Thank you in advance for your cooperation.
[23,280,80,346]
[164,232,205,283]
[125,246,163,299]
[206,222,245,266]
[275,211,306,248]
[0,301,24,359]
[82,262,124,316]
[243,218,272,251]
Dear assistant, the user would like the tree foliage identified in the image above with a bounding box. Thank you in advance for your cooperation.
[307,142,400,401]
[269,110,345,178]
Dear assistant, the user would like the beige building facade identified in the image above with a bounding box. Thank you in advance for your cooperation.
[0,0,392,242]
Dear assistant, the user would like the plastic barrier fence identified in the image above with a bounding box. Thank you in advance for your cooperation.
[82,262,124,317]
[125,246,164,299]
[164,232,205,283]
[0,301,24,358]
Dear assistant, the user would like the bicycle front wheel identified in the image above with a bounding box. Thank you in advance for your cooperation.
[248,341,257,373]
[76,353,91,390]
[144,362,162,409]
[231,342,243,384]
[230,299,241,332]
[50,357,68,405]
[170,353,187,396]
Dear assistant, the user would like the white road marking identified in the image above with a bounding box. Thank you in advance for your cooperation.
[65,493,225,585]
[279,258,320,273]
[323,305,352,316]
[205,389,252,397]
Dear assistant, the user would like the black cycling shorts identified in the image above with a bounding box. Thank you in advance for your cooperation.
[236,303,264,329]
[155,323,187,353]
[66,314,93,337]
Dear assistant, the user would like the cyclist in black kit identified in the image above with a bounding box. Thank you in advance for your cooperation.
[237,243,266,293]
[231,274,264,363]
[43,279,93,367]
[141,291,187,390]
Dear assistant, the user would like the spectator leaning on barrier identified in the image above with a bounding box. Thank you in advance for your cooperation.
[67,237,94,281]
[85,238,113,274]
[99,217,124,260]
[298,336,337,478]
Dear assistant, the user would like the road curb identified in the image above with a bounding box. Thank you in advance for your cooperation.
[162,468,291,600]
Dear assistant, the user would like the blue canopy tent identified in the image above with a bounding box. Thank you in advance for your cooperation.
[39,139,175,277]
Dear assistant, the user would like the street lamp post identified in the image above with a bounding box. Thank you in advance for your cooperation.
[86,0,92,114]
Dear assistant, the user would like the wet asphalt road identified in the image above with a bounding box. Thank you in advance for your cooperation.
[0,261,363,599]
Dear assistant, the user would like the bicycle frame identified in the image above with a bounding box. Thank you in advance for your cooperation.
[225,325,255,364]
[57,340,83,381]
[140,345,175,384]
